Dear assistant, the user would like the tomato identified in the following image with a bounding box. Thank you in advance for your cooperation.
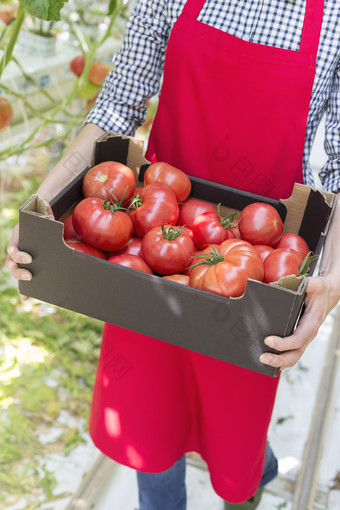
[72,197,133,251]
[144,162,191,202]
[0,97,13,130]
[189,239,264,297]
[192,205,237,249]
[178,198,217,229]
[88,61,110,85]
[141,224,196,275]
[253,244,274,262]
[106,236,142,258]
[274,233,310,260]
[66,240,107,260]
[70,55,85,76]
[107,254,153,274]
[163,274,190,285]
[129,183,179,237]
[82,161,136,203]
[263,248,303,283]
[238,202,283,246]
[63,214,81,241]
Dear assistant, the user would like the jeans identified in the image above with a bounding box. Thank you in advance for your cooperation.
[137,443,278,510]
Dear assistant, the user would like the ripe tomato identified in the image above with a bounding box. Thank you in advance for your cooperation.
[129,183,179,237]
[82,161,136,203]
[66,240,107,259]
[63,214,81,241]
[163,274,190,285]
[107,254,153,274]
[178,198,217,229]
[106,236,142,258]
[253,244,274,262]
[189,239,264,297]
[263,248,302,283]
[192,206,237,249]
[238,202,283,246]
[141,224,196,275]
[144,162,191,202]
[73,197,133,251]
[274,233,310,260]
[70,55,85,76]
[0,97,13,130]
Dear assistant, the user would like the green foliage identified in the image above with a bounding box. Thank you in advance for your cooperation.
[19,0,69,21]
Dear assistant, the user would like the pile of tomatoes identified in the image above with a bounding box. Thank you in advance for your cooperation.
[63,160,314,299]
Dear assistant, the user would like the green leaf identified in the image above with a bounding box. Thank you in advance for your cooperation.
[42,466,57,499]
[19,0,69,21]
[108,0,117,15]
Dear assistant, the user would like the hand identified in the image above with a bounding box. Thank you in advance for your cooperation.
[259,275,339,369]
[5,197,54,300]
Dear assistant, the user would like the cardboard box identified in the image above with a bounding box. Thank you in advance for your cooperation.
[19,134,336,377]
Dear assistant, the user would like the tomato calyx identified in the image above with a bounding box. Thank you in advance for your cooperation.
[216,204,239,230]
[161,224,185,240]
[188,245,224,270]
[299,251,319,276]
[102,189,129,215]
[129,194,143,210]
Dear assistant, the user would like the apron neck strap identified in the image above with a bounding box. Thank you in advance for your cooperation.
[182,0,324,56]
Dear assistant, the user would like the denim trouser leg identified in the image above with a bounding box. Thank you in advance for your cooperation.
[137,455,187,510]
[137,442,278,510]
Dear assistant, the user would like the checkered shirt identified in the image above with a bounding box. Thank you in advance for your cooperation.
[86,0,340,193]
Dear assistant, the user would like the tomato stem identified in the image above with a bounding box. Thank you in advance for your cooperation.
[299,251,319,276]
[216,203,239,229]
[188,245,224,270]
[129,194,143,210]
[161,224,185,240]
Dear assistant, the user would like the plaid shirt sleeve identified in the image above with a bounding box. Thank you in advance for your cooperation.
[85,0,171,135]
[319,60,340,194]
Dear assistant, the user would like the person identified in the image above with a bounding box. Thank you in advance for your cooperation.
[6,0,340,509]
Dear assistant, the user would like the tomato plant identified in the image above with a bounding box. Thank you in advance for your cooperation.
[178,198,218,229]
[129,183,179,237]
[192,204,238,249]
[238,202,283,246]
[72,196,133,252]
[144,162,191,202]
[141,224,195,275]
[66,240,107,260]
[82,161,136,203]
[107,254,153,274]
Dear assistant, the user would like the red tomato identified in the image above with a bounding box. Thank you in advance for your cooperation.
[144,162,191,202]
[192,207,237,250]
[73,197,133,251]
[238,202,284,246]
[63,214,81,241]
[177,198,217,229]
[189,239,264,297]
[274,233,310,260]
[66,240,107,259]
[106,236,142,258]
[82,161,136,203]
[141,224,196,275]
[129,183,179,237]
[163,274,190,285]
[263,248,302,283]
[253,244,274,262]
[107,254,153,274]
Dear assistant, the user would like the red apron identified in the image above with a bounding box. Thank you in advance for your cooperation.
[90,0,324,503]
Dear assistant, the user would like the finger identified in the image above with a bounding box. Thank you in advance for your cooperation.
[41,197,55,220]
[6,246,32,265]
[19,293,29,301]
[5,256,32,281]
[260,348,305,369]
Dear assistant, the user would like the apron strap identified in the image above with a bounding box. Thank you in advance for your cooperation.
[299,0,325,55]
[182,0,324,57]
